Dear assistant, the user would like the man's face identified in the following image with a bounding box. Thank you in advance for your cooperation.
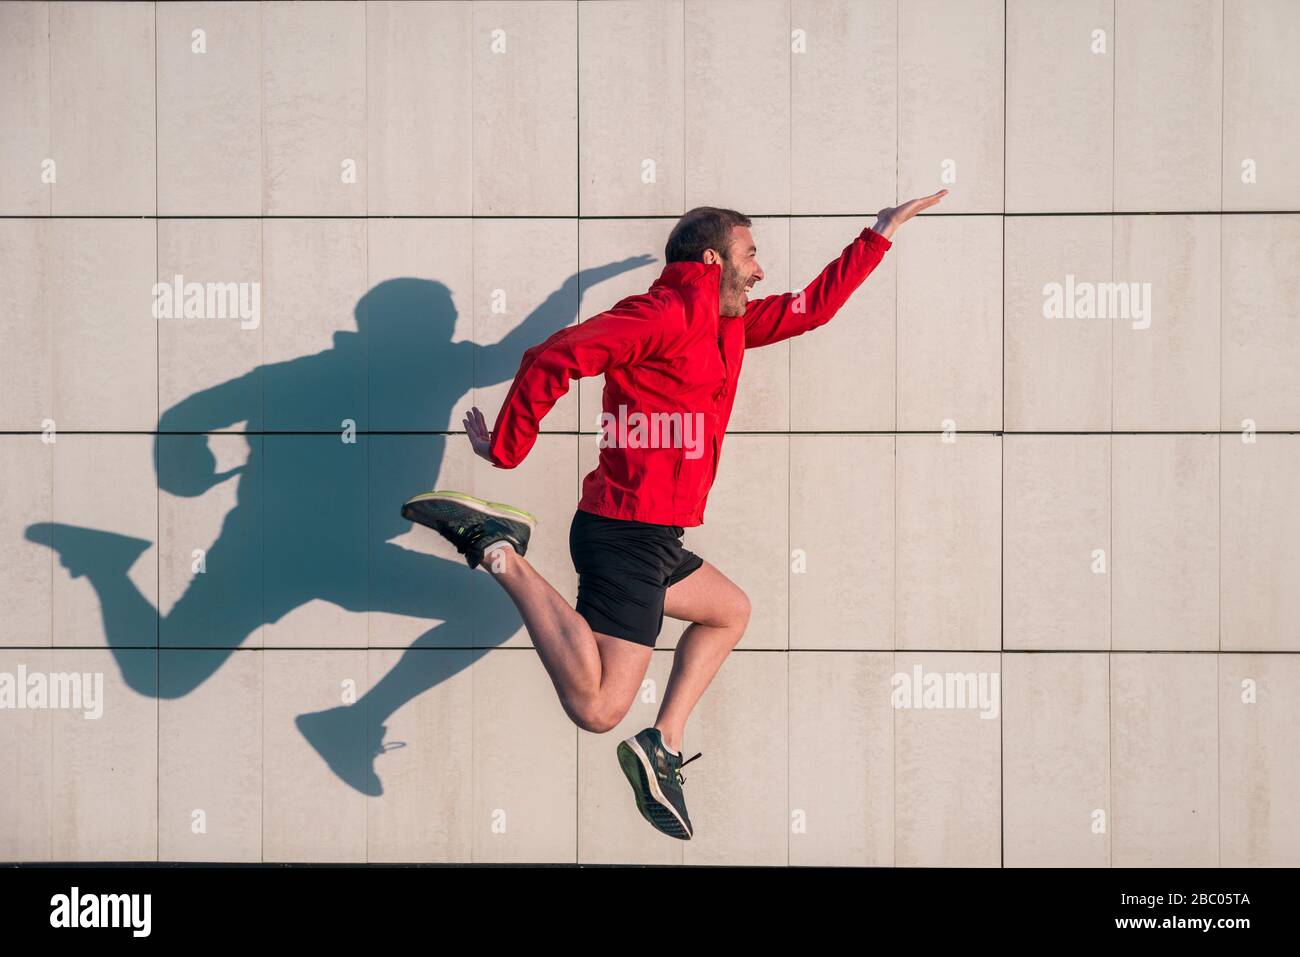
[706,225,765,317]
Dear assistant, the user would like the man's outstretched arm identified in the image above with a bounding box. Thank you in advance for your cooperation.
[741,189,947,349]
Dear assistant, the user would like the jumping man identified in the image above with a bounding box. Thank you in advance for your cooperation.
[401,189,947,839]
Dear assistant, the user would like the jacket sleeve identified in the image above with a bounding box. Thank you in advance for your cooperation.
[487,294,675,468]
[741,226,892,349]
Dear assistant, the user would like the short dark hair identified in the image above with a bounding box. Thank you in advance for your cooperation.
[664,206,752,264]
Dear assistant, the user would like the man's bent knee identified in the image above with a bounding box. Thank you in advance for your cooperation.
[567,697,624,735]
[573,712,621,735]
[728,588,752,631]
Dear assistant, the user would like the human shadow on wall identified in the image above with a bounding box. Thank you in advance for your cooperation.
[24,254,653,796]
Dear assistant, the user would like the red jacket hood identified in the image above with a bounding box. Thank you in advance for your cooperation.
[650,259,726,340]
[650,259,722,292]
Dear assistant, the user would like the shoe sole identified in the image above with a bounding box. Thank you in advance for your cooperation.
[617,737,692,840]
[400,490,538,530]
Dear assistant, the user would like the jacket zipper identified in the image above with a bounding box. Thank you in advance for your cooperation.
[716,324,729,399]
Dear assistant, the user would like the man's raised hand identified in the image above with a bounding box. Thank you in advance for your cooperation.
[871,188,949,240]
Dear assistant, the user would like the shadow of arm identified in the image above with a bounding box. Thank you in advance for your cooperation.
[486,286,678,469]
[471,254,656,386]
[155,369,258,498]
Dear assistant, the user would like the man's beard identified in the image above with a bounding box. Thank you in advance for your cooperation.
[720,262,746,316]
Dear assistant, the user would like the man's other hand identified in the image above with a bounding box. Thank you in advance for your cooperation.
[464,406,496,463]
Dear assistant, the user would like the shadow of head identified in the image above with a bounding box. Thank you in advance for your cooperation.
[356,277,461,421]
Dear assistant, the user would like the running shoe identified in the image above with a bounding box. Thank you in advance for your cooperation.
[616,727,703,840]
[400,490,535,570]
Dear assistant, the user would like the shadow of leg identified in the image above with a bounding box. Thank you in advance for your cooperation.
[25,522,159,696]
[293,543,522,795]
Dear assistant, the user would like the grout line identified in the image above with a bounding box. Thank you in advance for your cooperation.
[258,433,265,864]
[364,647,370,863]
[469,0,476,864]
[1216,0,1224,859]
[785,0,793,860]
[260,1,265,219]
[1107,388,1114,864]
[574,0,580,863]
[8,209,1300,220]
[46,0,53,215]
[362,0,370,859]
[1000,0,1007,868]
[892,15,899,869]
[47,0,54,867]
[576,0,580,221]
[12,429,1300,437]
[364,0,369,221]
[7,645,1283,654]
[153,0,161,863]
[1217,0,1225,665]
[1108,20,1116,889]
[258,0,266,865]
[1215,652,1221,867]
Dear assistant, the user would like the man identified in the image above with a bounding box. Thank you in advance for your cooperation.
[402,190,946,839]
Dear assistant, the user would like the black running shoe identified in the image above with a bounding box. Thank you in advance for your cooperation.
[400,490,536,570]
[616,727,703,840]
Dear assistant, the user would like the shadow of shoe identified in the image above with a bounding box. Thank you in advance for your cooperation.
[295,705,392,797]
[25,521,152,580]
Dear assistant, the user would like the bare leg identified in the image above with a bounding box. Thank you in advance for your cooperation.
[654,560,751,752]
[482,544,651,732]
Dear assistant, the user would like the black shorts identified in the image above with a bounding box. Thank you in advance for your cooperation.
[568,508,704,648]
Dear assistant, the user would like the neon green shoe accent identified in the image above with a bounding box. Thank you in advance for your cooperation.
[401,489,538,526]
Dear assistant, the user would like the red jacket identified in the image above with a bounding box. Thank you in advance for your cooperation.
[488,226,893,526]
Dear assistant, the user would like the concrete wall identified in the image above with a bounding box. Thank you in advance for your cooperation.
[1,0,1298,864]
